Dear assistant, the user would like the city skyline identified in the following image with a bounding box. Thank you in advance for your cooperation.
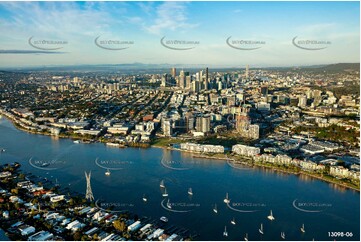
[0,1,360,68]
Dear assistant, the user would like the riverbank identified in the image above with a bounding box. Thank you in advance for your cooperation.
[1,114,359,192]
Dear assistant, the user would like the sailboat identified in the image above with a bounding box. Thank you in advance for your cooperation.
[267,210,275,220]
[300,224,305,233]
[223,192,230,204]
[213,204,218,213]
[188,188,193,196]
[166,199,172,209]
[142,194,147,202]
[55,178,60,187]
[259,223,264,235]
[231,217,236,225]
[162,188,168,197]
[244,233,248,241]
[160,180,165,188]
[281,232,285,239]
[105,169,111,176]
[223,226,228,237]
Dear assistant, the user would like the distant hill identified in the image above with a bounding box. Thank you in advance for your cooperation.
[304,63,360,73]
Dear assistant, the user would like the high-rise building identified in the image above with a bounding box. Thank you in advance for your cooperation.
[204,67,209,90]
[162,118,173,137]
[196,115,211,133]
[171,68,177,78]
[245,65,249,79]
[185,112,195,132]
[235,107,259,139]
[298,95,307,107]
[260,85,268,97]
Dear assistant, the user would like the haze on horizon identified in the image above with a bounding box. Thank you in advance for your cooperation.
[0,1,359,68]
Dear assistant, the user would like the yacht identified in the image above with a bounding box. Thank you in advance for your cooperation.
[223,226,228,237]
[231,217,236,225]
[301,224,305,233]
[73,140,80,144]
[105,169,111,176]
[281,232,285,239]
[160,216,168,223]
[162,188,168,197]
[244,233,248,241]
[160,180,165,188]
[267,210,275,220]
[142,194,147,202]
[41,162,50,167]
[213,204,218,213]
[223,192,230,204]
[166,199,172,209]
[188,188,193,196]
[259,223,264,235]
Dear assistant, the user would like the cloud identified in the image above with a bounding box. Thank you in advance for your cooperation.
[143,2,198,35]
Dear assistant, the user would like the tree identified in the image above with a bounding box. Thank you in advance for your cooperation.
[113,220,126,232]
[73,231,82,241]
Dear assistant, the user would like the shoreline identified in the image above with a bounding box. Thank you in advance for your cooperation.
[1,114,360,192]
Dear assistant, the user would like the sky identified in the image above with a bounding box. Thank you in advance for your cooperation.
[0,1,359,68]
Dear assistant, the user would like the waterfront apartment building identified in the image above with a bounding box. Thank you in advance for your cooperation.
[232,144,260,157]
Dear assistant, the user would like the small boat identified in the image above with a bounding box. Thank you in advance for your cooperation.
[231,217,236,225]
[160,180,165,188]
[105,169,111,176]
[267,210,275,221]
[281,232,285,239]
[73,140,80,144]
[188,188,193,196]
[142,194,147,202]
[244,233,248,241]
[55,178,60,187]
[259,223,264,235]
[213,204,218,213]
[223,226,228,237]
[166,199,172,209]
[301,224,305,233]
[0,148,5,152]
[160,216,168,222]
[223,192,230,204]
[41,162,50,167]
[162,188,168,197]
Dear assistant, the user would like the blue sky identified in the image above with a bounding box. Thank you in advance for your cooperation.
[0,1,359,68]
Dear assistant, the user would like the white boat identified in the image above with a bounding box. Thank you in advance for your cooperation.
[73,140,80,144]
[301,224,305,233]
[188,188,193,196]
[267,210,275,220]
[213,204,218,213]
[105,169,111,176]
[231,217,236,225]
[223,226,228,237]
[160,216,168,222]
[244,233,248,241]
[142,194,147,202]
[160,180,165,188]
[281,232,285,239]
[223,192,230,204]
[259,223,264,235]
[162,188,168,197]
[166,199,172,209]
